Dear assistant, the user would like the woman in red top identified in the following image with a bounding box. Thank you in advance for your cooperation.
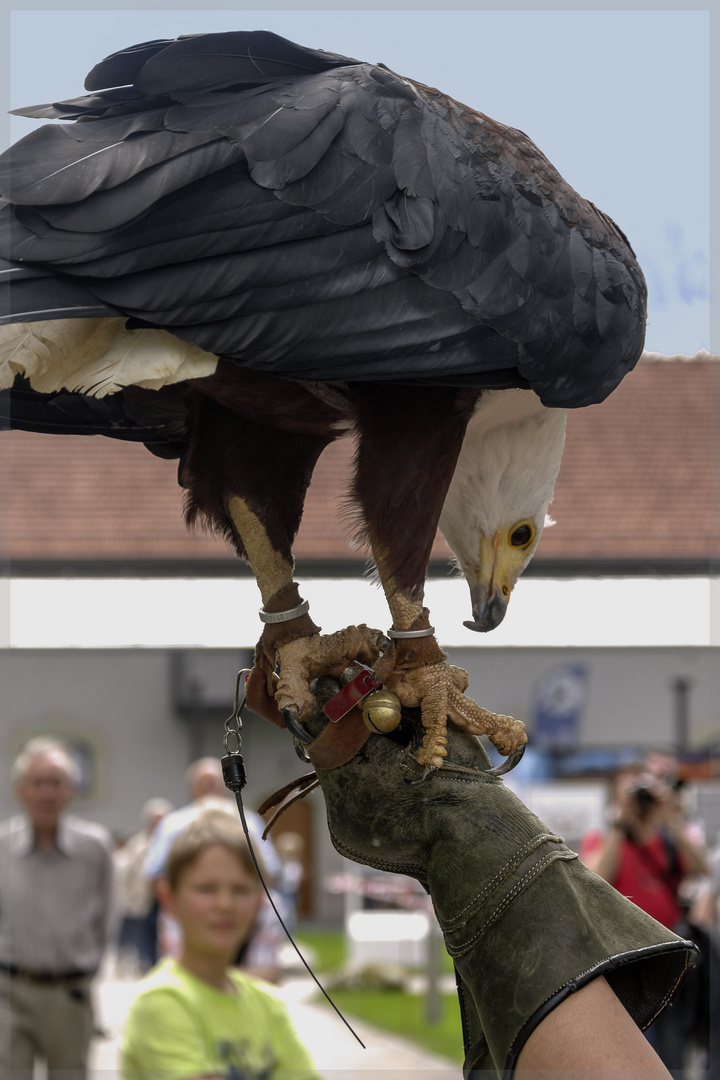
[582,764,707,922]
[582,762,708,1072]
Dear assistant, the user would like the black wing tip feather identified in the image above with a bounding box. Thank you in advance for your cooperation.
[84,38,177,92]
[0,377,189,449]
[84,29,360,94]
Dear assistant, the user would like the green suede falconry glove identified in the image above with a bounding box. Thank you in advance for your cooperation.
[294,677,696,1079]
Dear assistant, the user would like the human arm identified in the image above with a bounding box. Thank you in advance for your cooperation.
[257,989,317,1079]
[655,793,708,877]
[583,772,651,883]
[689,847,720,928]
[582,822,627,882]
[689,882,718,929]
[516,975,671,1076]
[96,827,120,953]
[143,814,173,882]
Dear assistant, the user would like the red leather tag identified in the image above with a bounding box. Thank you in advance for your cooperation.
[322,668,382,722]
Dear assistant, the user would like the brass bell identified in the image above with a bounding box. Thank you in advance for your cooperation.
[362,688,402,734]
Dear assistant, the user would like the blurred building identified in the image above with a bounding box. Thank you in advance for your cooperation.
[1,353,719,919]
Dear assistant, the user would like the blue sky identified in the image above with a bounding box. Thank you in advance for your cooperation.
[3,8,712,357]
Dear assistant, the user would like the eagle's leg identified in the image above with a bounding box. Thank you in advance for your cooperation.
[350,384,526,769]
[182,394,322,673]
[224,496,384,722]
[182,394,384,719]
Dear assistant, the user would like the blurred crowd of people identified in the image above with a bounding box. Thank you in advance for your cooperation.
[2,733,720,1079]
[0,738,307,1078]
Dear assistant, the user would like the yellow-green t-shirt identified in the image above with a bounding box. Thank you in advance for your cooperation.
[121,958,317,1080]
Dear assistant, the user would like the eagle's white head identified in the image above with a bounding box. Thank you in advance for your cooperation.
[439,389,568,631]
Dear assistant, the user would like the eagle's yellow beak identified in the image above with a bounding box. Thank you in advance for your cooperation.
[463,524,536,632]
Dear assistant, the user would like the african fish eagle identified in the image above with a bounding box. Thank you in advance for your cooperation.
[0,31,646,771]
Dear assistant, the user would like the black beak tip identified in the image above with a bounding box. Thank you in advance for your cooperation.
[464,596,508,633]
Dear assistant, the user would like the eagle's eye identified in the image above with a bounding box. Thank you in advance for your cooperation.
[509,523,534,548]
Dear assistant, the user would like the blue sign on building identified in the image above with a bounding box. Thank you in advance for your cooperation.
[532,664,589,749]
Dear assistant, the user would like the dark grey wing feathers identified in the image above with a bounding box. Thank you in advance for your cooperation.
[0,29,646,414]
[0,259,120,324]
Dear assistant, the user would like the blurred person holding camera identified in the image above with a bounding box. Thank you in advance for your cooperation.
[582,760,707,926]
[582,757,710,1075]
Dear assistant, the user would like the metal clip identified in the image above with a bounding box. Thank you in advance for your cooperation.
[223,668,252,755]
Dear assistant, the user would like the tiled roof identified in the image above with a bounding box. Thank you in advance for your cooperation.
[542,355,719,563]
[2,355,718,568]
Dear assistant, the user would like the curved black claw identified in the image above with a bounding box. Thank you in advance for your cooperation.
[483,742,526,777]
[406,764,439,787]
[293,740,312,764]
[281,706,315,746]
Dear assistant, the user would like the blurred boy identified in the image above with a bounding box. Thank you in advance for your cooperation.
[121,809,316,1079]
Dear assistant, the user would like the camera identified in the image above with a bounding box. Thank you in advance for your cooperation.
[632,785,656,811]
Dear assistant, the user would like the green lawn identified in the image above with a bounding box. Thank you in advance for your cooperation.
[327,987,464,1062]
[296,929,464,1063]
[295,929,347,974]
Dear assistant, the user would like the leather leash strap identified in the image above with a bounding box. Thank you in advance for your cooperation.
[258,772,320,838]
[306,707,370,769]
